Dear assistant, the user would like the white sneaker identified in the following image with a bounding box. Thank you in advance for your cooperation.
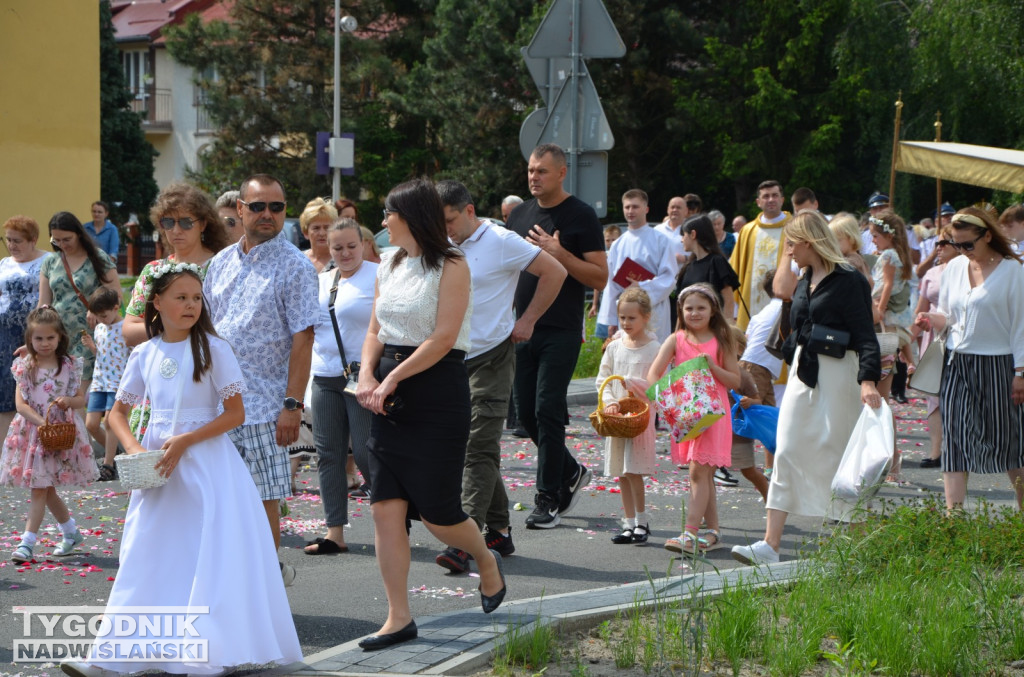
[61,662,118,677]
[730,540,779,565]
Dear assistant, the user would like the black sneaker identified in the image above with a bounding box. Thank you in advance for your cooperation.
[484,527,515,556]
[435,547,471,573]
[714,467,739,487]
[558,463,592,515]
[525,494,560,529]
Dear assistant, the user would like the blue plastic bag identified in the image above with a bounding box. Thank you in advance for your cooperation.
[730,390,780,454]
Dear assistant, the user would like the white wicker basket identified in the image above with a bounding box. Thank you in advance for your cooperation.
[115,449,169,490]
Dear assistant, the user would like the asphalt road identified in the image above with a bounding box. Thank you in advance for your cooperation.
[2,394,1021,676]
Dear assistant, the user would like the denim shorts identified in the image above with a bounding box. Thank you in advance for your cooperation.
[87,391,117,413]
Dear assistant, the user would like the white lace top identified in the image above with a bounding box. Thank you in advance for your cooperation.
[375,251,472,352]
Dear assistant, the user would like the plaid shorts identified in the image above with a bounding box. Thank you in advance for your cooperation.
[228,422,290,501]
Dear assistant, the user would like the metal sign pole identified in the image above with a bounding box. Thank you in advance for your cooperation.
[568,0,581,196]
[332,0,341,203]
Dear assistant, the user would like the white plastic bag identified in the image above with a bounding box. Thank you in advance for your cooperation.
[832,401,894,501]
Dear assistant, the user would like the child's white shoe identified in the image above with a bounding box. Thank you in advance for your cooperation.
[60,661,119,677]
[11,544,33,563]
[52,529,85,557]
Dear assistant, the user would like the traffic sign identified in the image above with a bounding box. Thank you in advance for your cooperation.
[535,66,613,151]
[522,49,573,106]
[526,0,625,59]
[571,151,608,218]
[519,108,549,160]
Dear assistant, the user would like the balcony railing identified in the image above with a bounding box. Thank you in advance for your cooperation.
[128,86,172,130]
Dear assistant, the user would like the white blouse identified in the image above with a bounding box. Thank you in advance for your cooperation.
[311,262,377,377]
[375,251,472,352]
[938,255,1024,367]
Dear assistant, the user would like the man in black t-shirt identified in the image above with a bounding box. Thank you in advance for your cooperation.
[508,143,608,529]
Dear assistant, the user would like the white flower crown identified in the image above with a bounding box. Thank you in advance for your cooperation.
[151,261,204,280]
[868,216,895,235]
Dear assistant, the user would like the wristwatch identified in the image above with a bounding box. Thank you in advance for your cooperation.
[283,397,305,411]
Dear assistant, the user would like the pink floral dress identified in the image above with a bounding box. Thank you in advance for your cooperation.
[0,356,97,488]
[669,333,732,467]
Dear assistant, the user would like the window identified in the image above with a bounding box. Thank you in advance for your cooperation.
[122,50,149,99]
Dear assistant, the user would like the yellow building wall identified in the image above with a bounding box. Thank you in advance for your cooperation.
[0,1,100,256]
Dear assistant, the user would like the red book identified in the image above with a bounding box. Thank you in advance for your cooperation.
[612,257,655,288]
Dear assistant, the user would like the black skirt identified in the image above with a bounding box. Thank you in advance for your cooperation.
[367,345,470,525]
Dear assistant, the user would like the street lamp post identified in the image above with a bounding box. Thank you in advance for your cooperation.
[333,3,357,203]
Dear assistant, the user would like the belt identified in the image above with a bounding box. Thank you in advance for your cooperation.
[382,345,466,363]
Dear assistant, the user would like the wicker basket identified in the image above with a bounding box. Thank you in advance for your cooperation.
[39,403,77,452]
[115,449,169,491]
[588,375,651,439]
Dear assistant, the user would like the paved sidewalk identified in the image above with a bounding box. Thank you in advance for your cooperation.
[276,560,807,676]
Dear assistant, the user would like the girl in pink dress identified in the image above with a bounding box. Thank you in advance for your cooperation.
[2,306,97,562]
[648,283,740,554]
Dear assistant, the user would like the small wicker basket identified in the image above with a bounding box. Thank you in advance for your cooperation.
[588,375,651,439]
[115,449,169,491]
[39,403,77,452]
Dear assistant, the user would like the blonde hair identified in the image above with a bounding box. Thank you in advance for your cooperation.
[784,211,848,274]
[616,287,652,317]
[828,213,861,253]
[299,198,338,236]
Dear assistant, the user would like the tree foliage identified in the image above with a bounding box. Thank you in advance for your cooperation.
[99,0,158,225]
[161,0,1024,225]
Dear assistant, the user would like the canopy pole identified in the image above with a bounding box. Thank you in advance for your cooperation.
[934,112,943,221]
[889,91,903,209]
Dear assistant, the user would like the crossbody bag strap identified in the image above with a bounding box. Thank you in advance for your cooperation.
[58,252,91,309]
[327,268,351,375]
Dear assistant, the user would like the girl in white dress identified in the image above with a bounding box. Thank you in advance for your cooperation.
[596,288,660,545]
[61,263,301,677]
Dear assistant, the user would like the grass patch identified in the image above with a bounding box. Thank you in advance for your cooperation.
[573,316,603,380]
[487,496,1024,676]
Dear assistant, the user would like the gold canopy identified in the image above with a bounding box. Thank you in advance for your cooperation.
[895,141,1024,193]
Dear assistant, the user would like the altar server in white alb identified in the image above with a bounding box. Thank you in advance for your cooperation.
[598,189,678,341]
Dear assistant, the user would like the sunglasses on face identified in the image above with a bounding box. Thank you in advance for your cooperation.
[158,217,198,231]
[936,239,952,248]
[949,234,985,252]
[239,199,286,214]
[222,216,237,228]
[382,208,398,220]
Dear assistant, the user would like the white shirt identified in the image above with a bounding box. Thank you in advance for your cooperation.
[653,221,687,274]
[457,221,540,359]
[860,229,876,255]
[938,255,1024,366]
[311,262,378,377]
[596,226,678,341]
[741,297,784,378]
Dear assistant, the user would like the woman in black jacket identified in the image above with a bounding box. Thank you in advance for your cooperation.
[732,210,882,565]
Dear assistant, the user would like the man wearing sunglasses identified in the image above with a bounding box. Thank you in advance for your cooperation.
[203,173,319,586]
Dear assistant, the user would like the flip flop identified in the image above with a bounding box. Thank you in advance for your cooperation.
[304,537,349,555]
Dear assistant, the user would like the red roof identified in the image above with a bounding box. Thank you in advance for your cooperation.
[112,0,221,43]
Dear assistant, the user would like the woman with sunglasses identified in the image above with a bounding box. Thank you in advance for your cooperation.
[354,179,506,650]
[915,207,1024,511]
[122,183,230,347]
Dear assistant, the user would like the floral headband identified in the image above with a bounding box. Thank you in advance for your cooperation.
[678,283,721,310]
[151,261,203,280]
[868,216,895,236]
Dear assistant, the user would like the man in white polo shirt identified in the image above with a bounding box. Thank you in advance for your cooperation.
[434,180,566,573]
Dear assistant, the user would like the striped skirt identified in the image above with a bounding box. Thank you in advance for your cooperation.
[940,352,1024,473]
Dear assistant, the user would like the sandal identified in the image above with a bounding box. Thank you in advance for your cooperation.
[12,544,33,563]
[98,463,117,482]
[699,528,723,551]
[632,523,650,545]
[304,537,349,555]
[348,484,370,499]
[664,531,704,554]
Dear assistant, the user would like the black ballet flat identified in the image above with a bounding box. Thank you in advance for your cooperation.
[479,550,507,614]
[358,620,417,651]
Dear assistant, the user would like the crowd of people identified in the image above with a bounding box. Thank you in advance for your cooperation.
[2,142,1024,673]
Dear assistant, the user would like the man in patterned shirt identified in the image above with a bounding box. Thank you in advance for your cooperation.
[204,173,318,586]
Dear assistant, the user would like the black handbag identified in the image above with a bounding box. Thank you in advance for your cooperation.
[806,324,850,359]
[764,300,792,360]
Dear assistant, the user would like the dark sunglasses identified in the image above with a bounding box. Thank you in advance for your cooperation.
[949,234,985,252]
[239,199,286,214]
[158,217,198,231]
[936,239,952,247]
[222,216,237,227]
